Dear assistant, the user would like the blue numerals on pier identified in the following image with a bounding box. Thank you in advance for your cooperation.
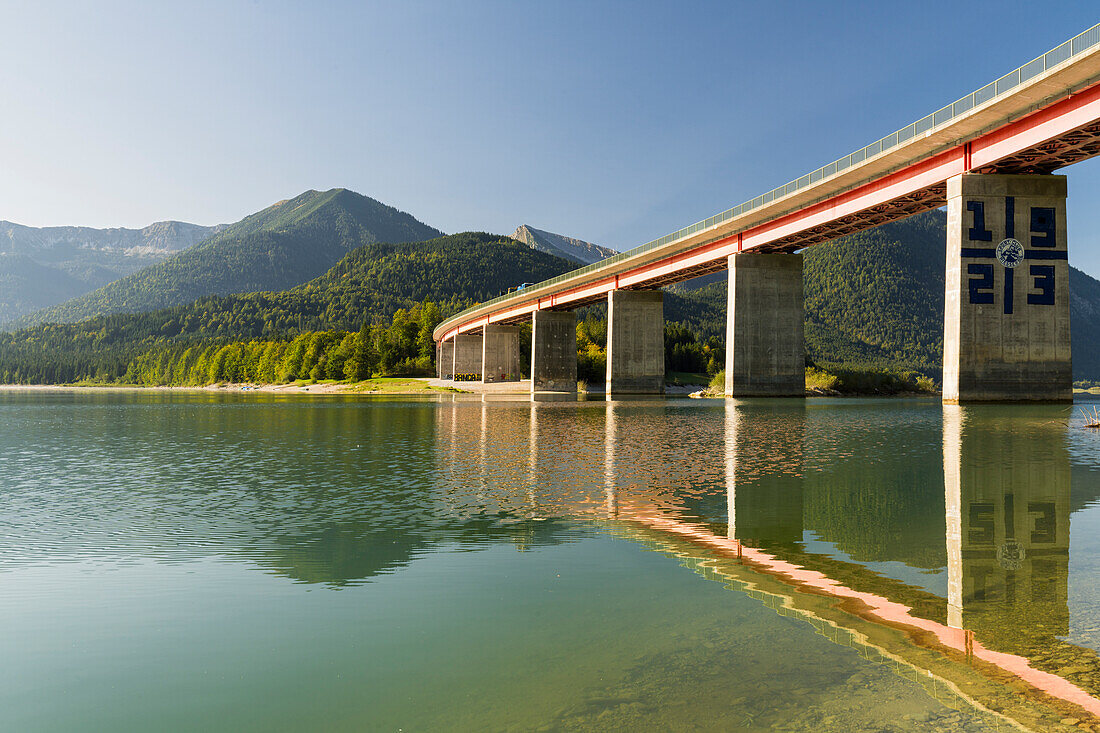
[1030,207,1056,248]
[967,264,995,304]
[964,199,1059,306]
[966,201,993,241]
[1027,265,1055,305]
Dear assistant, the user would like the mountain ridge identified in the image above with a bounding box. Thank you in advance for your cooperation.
[0,219,223,255]
[10,188,443,329]
[511,225,617,264]
[2,206,1098,383]
[0,218,226,323]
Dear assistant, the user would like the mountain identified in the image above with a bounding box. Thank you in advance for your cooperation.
[0,219,222,323]
[803,211,947,374]
[118,231,576,339]
[0,254,89,324]
[0,219,219,262]
[0,232,578,383]
[511,225,617,264]
[11,189,443,329]
[3,207,1100,384]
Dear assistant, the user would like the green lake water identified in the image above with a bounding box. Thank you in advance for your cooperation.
[2,391,1100,731]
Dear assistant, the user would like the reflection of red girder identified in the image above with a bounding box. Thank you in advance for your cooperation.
[632,512,1100,725]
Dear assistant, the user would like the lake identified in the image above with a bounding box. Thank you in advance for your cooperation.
[2,390,1099,731]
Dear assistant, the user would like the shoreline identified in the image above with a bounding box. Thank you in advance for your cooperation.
[0,380,441,395]
[0,381,932,398]
[1,380,1094,398]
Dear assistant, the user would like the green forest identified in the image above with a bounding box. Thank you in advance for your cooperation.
[3,209,1100,386]
[0,232,580,384]
[116,305,724,388]
[122,304,442,386]
[0,227,724,386]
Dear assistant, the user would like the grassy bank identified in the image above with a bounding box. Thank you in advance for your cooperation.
[805,365,936,395]
[59,376,463,395]
[703,366,937,396]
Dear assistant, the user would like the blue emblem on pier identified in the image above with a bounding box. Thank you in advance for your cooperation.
[996,238,1023,268]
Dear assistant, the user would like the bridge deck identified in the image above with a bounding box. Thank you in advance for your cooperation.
[436,24,1100,341]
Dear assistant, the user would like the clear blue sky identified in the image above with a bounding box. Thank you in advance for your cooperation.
[3,1,1100,276]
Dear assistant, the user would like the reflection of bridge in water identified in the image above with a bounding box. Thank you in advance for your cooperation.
[436,396,1099,730]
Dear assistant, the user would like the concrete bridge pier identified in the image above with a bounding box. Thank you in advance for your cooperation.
[725,253,805,397]
[531,310,577,392]
[943,173,1071,402]
[440,339,456,379]
[606,289,664,395]
[482,325,521,383]
[453,334,483,381]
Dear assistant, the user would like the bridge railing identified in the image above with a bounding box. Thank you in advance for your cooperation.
[438,22,1100,337]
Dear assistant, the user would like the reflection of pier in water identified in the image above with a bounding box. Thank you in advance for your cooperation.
[640,401,1096,730]
[435,395,1100,729]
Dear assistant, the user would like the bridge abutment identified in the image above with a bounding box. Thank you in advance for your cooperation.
[453,334,483,380]
[943,174,1071,403]
[482,325,521,383]
[606,290,664,395]
[531,310,577,392]
[725,253,805,397]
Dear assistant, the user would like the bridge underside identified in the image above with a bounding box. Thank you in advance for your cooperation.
[984,118,1100,173]
[458,116,1100,331]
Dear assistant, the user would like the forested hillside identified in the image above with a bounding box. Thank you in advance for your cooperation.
[2,209,1099,385]
[12,189,442,328]
[1070,266,1100,380]
[0,233,577,383]
[803,211,946,374]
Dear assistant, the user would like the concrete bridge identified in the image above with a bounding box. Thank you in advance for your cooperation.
[434,24,1100,402]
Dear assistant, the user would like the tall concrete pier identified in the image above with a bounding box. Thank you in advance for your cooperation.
[531,310,576,392]
[453,334,483,380]
[606,290,664,395]
[943,174,1071,403]
[725,253,804,397]
[482,325,521,383]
